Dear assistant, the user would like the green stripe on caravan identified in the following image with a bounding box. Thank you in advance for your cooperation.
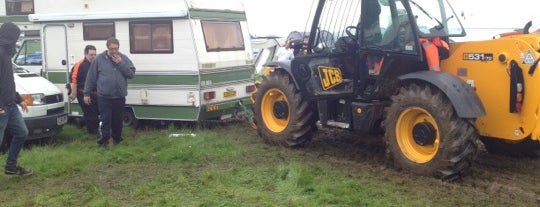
[200,67,254,84]
[132,105,199,120]
[47,72,199,85]
[0,16,29,23]
[189,9,247,21]
[47,67,254,86]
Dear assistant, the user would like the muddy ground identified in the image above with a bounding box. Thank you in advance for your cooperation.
[302,127,540,205]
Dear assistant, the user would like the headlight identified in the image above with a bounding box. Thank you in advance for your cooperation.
[20,93,45,106]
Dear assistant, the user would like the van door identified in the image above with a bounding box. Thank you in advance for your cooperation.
[42,24,71,112]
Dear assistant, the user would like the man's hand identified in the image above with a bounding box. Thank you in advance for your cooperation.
[84,95,92,105]
[0,107,4,115]
[69,83,77,102]
[112,54,122,64]
[19,102,28,113]
[69,91,77,102]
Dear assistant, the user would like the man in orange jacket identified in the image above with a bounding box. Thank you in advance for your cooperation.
[69,45,99,134]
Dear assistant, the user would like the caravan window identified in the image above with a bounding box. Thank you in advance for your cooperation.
[6,0,34,15]
[83,22,115,40]
[129,21,173,53]
[201,21,245,52]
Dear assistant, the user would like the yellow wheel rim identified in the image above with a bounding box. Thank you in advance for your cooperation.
[261,88,289,133]
[395,107,439,163]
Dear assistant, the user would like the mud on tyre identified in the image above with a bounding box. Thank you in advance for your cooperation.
[384,83,479,181]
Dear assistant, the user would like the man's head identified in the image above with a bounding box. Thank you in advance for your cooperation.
[84,45,97,62]
[0,23,21,56]
[106,37,120,57]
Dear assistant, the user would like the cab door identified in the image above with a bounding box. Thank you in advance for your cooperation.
[291,0,363,100]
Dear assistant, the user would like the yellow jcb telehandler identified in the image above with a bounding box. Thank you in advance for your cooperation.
[251,0,540,181]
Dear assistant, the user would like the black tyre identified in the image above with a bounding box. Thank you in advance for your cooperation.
[123,108,140,129]
[384,84,479,181]
[252,71,317,147]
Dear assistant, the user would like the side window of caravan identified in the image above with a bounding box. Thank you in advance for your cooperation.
[129,21,173,53]
[201,21,245,52]
[84,22,115,40]
[6,0,34,15]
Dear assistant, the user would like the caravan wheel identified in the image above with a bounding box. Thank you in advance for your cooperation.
[123,108,140,129]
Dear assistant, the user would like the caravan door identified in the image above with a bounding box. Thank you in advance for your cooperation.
[42,24,72,112]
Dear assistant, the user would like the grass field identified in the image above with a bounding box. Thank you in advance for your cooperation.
[1,123,539,207]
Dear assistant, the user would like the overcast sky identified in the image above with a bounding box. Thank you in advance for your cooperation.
[242,0,540,39]
[242,0,314,37]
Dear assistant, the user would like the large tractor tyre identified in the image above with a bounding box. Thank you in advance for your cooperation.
[252,71,317,147]
[480,137,540,157]
[384,84,479,181]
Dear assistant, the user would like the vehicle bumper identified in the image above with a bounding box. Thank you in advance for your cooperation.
[24,112,68,140]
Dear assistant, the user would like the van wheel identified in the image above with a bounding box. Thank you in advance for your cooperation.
[70,117,85,128]
[123,109,140,129]
[384,84,479,181]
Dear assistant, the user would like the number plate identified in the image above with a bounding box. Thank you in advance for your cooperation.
[224,90,237,98]
[57,114,68,125]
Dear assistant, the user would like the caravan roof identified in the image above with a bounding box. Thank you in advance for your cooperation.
[28,0,245,22]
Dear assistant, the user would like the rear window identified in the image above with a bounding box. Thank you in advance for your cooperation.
[201,21,245,52]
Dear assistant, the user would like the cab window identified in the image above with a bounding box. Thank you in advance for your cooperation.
[363,0,416,53]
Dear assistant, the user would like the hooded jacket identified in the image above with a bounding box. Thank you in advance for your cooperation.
[0,23,22,108]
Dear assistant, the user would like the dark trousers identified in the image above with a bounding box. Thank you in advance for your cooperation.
[76,91,99,134]
[97,96,125,145]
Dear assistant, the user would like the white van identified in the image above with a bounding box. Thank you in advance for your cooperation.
[4,64,68,144]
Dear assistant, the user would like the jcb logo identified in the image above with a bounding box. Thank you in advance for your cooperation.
[318,66,343,90]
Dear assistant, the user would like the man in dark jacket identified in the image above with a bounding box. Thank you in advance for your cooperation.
[84,37,135,149]
[0,22,32,176]
[69,45,98,134]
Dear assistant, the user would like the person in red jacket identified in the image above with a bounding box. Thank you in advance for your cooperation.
[69,45,98,134]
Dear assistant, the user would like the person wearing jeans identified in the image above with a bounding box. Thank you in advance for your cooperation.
[0,22,32,175]
[84,37,135,149]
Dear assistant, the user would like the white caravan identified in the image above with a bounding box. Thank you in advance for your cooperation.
[25,0,256,127]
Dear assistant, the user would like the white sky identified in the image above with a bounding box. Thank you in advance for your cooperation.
[451,0,539,29]
[243,0,540,39]
[242,0,314,37]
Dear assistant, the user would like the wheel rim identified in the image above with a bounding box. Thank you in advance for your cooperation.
[261,88,289,133]
[396,107,439,163]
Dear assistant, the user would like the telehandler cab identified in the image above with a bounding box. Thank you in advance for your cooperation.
[251,0,540,181]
